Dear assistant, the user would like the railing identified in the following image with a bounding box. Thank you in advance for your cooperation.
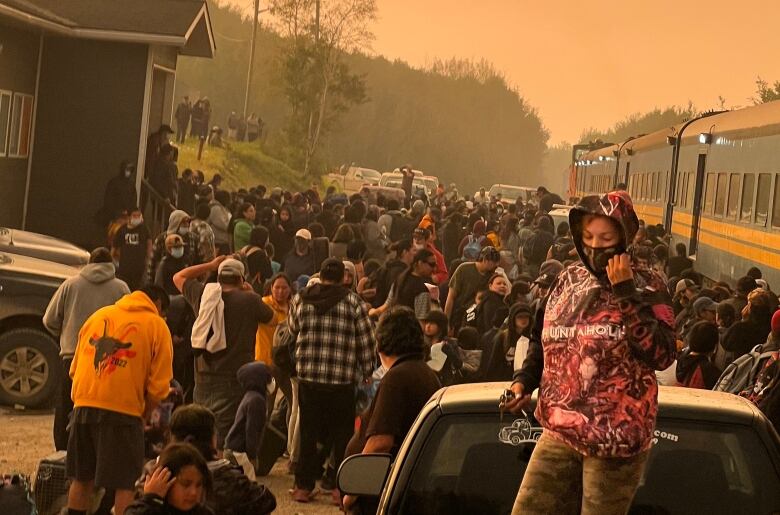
[141,178,176,238]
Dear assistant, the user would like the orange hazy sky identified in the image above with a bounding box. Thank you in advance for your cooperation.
[233,0,780,144]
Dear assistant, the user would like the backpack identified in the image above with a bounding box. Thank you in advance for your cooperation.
[389,212,412,243]
[271,320,297,376]
[462,235,483,261]
[713,344,777,394]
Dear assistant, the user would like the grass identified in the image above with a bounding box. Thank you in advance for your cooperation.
[176,139,312,192]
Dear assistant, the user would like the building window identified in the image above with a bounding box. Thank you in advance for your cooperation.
[0,91,10,156]
[8,93,34,158]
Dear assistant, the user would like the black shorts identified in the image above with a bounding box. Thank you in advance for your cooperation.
[66,407,144,490]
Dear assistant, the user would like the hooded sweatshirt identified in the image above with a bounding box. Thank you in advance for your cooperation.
[514,191,677,458]
[43,263,131,357]
[225,361,272,459]
[675,351,721,389]
[69,291,173,418]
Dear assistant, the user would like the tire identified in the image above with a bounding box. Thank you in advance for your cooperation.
[0,328,61,408]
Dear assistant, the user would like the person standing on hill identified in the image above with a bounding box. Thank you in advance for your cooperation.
[174,96,191,144]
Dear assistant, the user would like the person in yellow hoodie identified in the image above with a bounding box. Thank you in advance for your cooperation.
[255,272,292,365]
[66,285,173,515]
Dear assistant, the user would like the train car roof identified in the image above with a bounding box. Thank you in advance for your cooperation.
[683,100,780,142]
[623,126,680,154]
[579,143,619,162]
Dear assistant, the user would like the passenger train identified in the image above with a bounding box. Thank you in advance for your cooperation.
[572,99,780,287]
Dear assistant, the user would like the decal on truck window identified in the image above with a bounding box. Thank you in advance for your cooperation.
[498,418,543,446]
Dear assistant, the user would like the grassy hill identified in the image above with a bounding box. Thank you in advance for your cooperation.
[176,139,310,192]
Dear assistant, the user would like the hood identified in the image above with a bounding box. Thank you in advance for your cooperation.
[472,220,486,236]
[301,283,350,314]
[167,210,190,234]
[675,351,710,383]
[568,191,639,278]
[79,262,117,283]
[236,361,272,394]
[0,227,89,267]
[115,290,158,314]
[412,200,425,216]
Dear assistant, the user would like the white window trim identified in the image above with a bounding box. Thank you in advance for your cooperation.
[0,89,11,157]
[8,92,34,159]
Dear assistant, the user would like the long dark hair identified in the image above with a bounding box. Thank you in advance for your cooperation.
[157,443,212,496]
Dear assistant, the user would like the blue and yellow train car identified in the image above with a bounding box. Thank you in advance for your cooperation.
[571,99,780,287]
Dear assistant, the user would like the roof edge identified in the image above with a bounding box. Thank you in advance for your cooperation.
[0,2,188,47]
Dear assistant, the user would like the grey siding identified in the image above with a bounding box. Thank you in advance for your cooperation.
[27,36,147,247]
[0,21,40,229]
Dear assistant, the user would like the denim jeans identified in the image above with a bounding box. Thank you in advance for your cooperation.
[193,374,243,450]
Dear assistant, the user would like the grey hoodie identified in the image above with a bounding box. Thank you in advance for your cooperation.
[43,262,130,357]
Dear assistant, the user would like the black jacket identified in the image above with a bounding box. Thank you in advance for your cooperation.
[126,495,214,515]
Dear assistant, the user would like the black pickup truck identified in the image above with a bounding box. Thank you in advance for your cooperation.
[0,252,77,407]
[339,384,780,515]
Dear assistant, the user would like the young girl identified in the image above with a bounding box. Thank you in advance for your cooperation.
[127,443,213,514]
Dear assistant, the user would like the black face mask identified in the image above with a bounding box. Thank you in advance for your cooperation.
[581,243,625,276]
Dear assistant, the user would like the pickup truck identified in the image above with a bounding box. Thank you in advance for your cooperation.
[0,252,78,407]
[338,384,780,515]
[327,166,382,195]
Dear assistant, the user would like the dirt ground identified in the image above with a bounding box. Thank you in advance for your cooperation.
[0,407,339,515]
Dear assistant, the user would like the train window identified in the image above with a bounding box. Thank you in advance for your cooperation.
[703,173,716,214]
[651,172,658,201]
[663,171,669,201]
[714,173,728,216]
[641,173,647,200]
[756,173,771,227]
[677,172,686,208]
[741,173,755,223]
[687,172,696,209]
[727,174,740,220]
[772,174,780,229]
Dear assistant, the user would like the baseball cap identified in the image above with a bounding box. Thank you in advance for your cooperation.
[692,296,717,316]
[164,234,184,249]
[218,258,245,279]
[675,278,697,295]
[295,228,312,240]
[479,245,500,262]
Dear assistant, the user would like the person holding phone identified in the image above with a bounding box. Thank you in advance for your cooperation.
[505,191,676,515]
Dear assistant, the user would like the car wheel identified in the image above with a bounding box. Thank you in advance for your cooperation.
[0,328,61,408]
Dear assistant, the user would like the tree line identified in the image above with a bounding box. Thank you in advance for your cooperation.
[175,1,549,193]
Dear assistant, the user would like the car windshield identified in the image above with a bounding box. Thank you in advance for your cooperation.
[395,414,780,515]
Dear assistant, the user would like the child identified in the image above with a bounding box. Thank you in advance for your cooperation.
[676,321,722,389]
[224,362,274,480]
[484,302,532,382]
[127,443,213,514]
[138,404,277,515]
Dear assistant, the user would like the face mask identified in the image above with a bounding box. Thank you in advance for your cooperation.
[129,216,142,227]
[123,170,132,179]
[178,226,190,235]
[171,247,184,259]
[581,243,624,276]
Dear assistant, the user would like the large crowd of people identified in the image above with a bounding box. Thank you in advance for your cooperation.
[43,163,780,514]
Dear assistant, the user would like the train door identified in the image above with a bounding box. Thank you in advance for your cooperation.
[688,153,708,256]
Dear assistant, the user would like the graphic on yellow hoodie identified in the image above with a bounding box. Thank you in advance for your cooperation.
[70,291,173,418]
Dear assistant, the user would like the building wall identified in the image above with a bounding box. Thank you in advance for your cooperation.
[0,21,40,229]
[27,37,148,247]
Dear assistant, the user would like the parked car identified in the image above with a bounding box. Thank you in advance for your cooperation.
[339,384,780,515]
[361,185,406,206]
[474,184,536,206]
[327,166,382,195]
[381,173,431,196]
[0,227,89,267]
[0,252,78,407]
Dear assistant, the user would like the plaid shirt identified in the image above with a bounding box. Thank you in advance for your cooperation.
[288,289,376,385]
[190,219,216,262]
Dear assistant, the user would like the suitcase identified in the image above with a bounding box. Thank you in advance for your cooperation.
[33,451,69,515]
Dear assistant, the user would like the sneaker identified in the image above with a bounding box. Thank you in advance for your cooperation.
[331,488,343,508]
[291,488,314,503]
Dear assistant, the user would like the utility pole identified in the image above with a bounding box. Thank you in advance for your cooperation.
[315,0,321,44]
[243,0,261,119]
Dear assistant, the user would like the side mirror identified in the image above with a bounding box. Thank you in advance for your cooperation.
[337,453,392,496]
